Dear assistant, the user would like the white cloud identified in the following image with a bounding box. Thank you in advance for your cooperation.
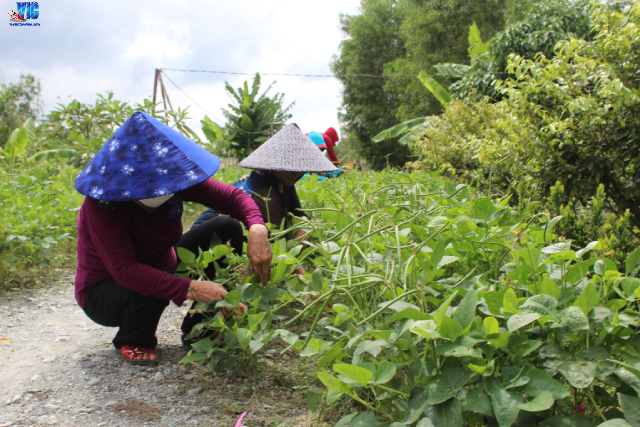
[0,0,361,144]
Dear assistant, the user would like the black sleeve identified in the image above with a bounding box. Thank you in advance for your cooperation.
[289,187,306,218]
[252,187,287,230]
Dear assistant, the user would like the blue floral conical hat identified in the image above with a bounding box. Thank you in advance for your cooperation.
[75,112,220,201]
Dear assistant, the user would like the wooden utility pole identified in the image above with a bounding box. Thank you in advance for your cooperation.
[152,69,160,111]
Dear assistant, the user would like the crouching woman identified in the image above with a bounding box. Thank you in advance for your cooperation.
[73,112,272,365]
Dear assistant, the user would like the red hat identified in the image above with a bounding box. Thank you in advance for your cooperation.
[321,127,339,147]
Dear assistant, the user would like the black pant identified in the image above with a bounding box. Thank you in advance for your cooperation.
[83,215,243,349]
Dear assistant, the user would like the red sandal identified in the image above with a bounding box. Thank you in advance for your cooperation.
[119,345,159,365]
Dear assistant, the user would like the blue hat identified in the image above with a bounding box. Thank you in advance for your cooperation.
[307,131,328,149]
[74,112,220,201]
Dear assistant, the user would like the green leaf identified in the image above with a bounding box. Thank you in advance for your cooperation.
[318,343,344,369]
[553,306,589,330]
[434,63,471,78]
[517,390,554,412]
[438,316,463,341]
[236,328,253,350]
[372,117,429,143]
[503,288,520,315]
[483,316,499,336]
[564,258,598,285]
[621,278,640,300]
[427,375,455,405]
[393,308,428,321]
[539,345,571,375]
[179,352,209,363]
[454,289,477,330]
[317,372,350,394]
[523,366,569,400]
[375,361,396,384]
[335,414,357,427]
[334,364,373,386]
[249,339,264,354]
[468,22,489,57]
[349,411,377,427]
[405,387,429,424]
[573,283,599,316]
[418,71,451,106]
[240,113,253,131]
[354,339,389,357]
[558,361,597,388]
[492,389,520,427]
[507,312,541,332]
[224,290,243,307]
[465,389,494,416]
[596,420,633,427]
[484,291,504,315]
[262,287,287,302]
[538,416,594,427]
[432,397,462,427]
[177,247,196,264]
[307,387,323,414]
[625,246,640,274]
[212,244,230,259]
[431,235,445,267]
[309,268,323,293]
[248,312,266,331]
[416,418,435,427]
[411,320,441,340]
[474,197,496,220]
[436,343,481,358]
[618,393,640,427]
[4,126,29,157]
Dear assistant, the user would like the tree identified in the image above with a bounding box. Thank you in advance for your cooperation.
[332,0,409,170]
[0,74,42,149]
[332,0,515,169]
[384,0,508,122]
[411,2,640,231]
[219,73,293,158]
[448,0,593,100]
[33,93,198,166]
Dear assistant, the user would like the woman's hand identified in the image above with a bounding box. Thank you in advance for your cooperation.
[246,223,272,286]
[187,280,247,315]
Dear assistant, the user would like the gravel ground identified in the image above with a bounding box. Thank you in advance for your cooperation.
[0,273,315,427]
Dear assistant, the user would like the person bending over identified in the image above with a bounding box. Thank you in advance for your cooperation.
[73,112,272,365]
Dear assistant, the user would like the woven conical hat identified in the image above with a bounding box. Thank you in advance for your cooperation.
[239,124,338,173]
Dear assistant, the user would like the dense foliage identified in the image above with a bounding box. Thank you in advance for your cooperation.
[332,0,543,169]
[410,2,640,257]
[449,0,593,100]
[0,74,42,150]
[180,169,640,427]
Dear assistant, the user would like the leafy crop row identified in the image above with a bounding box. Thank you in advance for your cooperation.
[179,170,640,427]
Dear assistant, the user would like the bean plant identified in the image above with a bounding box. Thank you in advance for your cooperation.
[180,170,640,427]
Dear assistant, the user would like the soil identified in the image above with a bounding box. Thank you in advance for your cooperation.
[0,271,318,427]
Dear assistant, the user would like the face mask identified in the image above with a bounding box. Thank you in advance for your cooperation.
[138,193,174,208]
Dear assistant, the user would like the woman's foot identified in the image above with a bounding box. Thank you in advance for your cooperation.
[119,346,159,365]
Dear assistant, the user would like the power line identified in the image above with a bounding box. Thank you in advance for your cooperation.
[161,67,511,78]
[161,71,280,135]
[160,71,224,124]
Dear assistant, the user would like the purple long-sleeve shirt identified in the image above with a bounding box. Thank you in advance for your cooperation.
[74,178,265,309]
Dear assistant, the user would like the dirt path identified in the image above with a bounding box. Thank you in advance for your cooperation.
[0,274,313,427]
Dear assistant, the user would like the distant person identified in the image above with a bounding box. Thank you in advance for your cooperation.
[73,112,272,365]
[306,127,350,179]
[191,124,338,274]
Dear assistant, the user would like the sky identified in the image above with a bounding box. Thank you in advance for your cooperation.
[1,0,362,141]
